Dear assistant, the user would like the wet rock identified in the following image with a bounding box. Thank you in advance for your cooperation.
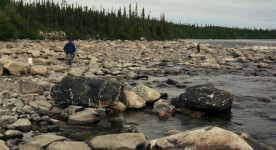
[234,132,274,150]
[20,80,44,95]
[172,84,233,112]
[131,84,160,103]
[89,133,148,150]
[47,141,91,150]
[110,101,127,112]
[0,57,30,75]
[30,65,48,76]
[149,126,254,150]
[30,134,66,148]
[153,100,175,119]
[9,119,31,132]
[0,140,9,150]
[68,108,99,125]
[96,119,111,128]
[50,76,124,107]
[38,126,48,133]
[31,113,41,121]
[18,143,42,150]
[60,106,83,120]
[166,79,186,88]
[4,130,23,139]
[122,91,146,109]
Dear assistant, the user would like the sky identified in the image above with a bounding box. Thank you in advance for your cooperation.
[54,0,276,29]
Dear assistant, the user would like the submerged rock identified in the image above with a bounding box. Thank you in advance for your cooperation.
[50,76,124,107]
[18,143,42,150]
[89,133,147,150]
[153,100,175,119]
[149,126,254,150]
[172,84,233,111]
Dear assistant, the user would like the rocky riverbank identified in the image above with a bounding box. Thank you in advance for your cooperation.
[0,39,275,149]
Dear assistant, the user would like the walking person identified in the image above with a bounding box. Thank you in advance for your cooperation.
[63,38,76,65]
[197,43,200,53]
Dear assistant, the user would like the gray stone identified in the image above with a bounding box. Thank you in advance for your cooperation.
[20,80,44,95]
[122,91,146,109]
[9,119,32,132]
[131,84,160,103]
[4,130,23,139]
[60,106,83,120]
[0,57,30,75]
[0,115,18,128]
[19,143,42,150]
[110,101,127,112]
[47,141,91,150]
[0,140,9,150]
[50,76,124,107]
[172,84,233,111]
[149,126,253,150]
[90,133,147,150]
[30,65,48,76]
[31,134,66,148]
[68,108,99,125]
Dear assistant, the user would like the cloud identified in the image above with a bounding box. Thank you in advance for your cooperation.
[59,0,276,28]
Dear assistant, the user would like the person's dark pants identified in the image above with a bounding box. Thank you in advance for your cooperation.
[66,53,75,65]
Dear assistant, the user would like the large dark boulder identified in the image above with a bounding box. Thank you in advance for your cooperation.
[50,76,124,107]
[171,84,233,111]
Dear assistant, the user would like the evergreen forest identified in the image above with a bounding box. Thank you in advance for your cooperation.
[1,0,276,41]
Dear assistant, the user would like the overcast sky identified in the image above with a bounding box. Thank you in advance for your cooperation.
[54,0,276,29]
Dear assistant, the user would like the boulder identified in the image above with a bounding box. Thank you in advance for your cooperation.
[122,91,146,109]
[18,143,42,150]
[0,57,30,75]
[9,119,31,132]
[131,85,160,103]
[31,134,66,148]
[149,126,253,150]
[47,141,91,150]
[0,140,9,150]
[153,100,175,119]
[172,84,233,111]
[4,130,23,139]
[30,65,48,76]
[50,76,124,107]
[68,108,99,125]
[20,80,44,95]
[89,133,148,150]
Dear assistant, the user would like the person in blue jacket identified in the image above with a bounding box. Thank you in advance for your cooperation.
[63,39,76,65]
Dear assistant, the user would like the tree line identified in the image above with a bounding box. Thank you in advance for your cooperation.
[0,0,276,41]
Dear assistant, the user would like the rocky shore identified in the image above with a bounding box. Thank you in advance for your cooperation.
[0,39,275,150]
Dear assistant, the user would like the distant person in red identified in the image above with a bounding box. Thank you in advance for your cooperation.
[197,43,200,53]
[63,38,76,65]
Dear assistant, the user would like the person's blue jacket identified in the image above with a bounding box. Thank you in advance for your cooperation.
[64,41,76,54]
